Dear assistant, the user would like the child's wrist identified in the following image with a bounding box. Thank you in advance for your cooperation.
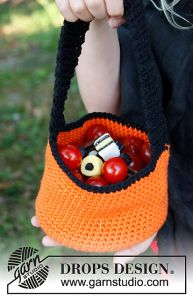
[88,18,118,44]
[90,18,115,34]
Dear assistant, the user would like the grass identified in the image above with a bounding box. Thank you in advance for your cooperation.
[0,0,86,257]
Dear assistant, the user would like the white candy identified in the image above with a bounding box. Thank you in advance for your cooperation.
[88,150,98,156]
[94,133,120,161]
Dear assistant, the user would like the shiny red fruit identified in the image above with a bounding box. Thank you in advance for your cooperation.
[140,142,151,166]
[59,144,82,171]
[103,157,128,184]
[122,136,144,155]
[86,176,108,187]
[128,153,143,172]
[84,124,108,143]
[72,170,85,182]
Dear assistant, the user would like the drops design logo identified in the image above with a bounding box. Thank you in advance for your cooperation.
[8,247,49,289]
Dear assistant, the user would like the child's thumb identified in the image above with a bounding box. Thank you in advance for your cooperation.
[108,16,126,28]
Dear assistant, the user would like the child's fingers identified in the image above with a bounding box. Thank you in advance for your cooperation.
[69,0,94,22]
[31,217,63,247]
[105,0,124,18]
[55,0,78,21]
[108,16,126,28]
[42,236,63,247]
[31,216,40,228]
[113,233,157,265]
[85,0,107,19]
[56,0,125,25]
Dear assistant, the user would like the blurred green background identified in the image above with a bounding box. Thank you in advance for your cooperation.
[0,0,87,257]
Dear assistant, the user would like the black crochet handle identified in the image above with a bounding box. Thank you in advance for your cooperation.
[50,0,168,150]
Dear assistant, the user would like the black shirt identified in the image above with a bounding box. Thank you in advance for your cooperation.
[118,0,193,256]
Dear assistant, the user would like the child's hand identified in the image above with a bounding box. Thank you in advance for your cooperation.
[55,0,125,28]
[31,216,157,264]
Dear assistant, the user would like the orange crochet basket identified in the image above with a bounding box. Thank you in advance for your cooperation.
[35,0,170,252]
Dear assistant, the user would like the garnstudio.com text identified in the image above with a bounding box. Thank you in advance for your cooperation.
[60,277,169,288]
[60,262,169,275]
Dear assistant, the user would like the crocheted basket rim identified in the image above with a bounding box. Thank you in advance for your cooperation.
[49,112,168,194]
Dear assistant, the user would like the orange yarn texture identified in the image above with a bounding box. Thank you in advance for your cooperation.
[35,118,169,252]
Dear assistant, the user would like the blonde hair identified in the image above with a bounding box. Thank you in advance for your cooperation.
[150,0,193,29]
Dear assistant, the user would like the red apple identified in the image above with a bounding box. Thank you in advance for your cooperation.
[86,176,108,187]
[103,157,128,184]
[59,144,82,171]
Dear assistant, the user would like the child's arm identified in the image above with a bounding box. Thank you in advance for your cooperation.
[56,0,125,114]
[76,18,121,114]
